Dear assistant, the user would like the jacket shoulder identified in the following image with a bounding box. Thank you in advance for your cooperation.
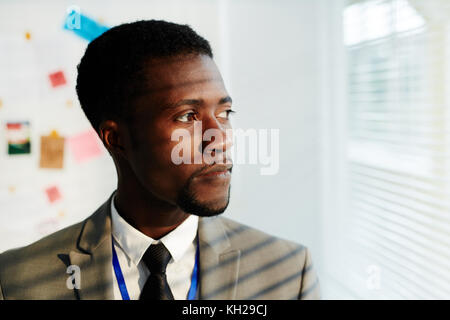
[218,216,306,254]
[214,216,320,299]
[0,193,113,300]
[0,219,85,298]
[0,195,111,269]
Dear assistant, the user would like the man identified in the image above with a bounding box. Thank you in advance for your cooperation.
[0,20,320,300]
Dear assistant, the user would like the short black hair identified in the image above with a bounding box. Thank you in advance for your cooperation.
[76,20,213,132]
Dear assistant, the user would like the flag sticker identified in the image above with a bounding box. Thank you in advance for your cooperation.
[6,121,31,155]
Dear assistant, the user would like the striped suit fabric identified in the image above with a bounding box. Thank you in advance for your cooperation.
[0,191,320,300]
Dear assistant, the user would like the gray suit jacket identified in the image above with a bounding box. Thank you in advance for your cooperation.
[0,191,320,300]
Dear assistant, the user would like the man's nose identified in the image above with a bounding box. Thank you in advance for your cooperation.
[201,116,233,157]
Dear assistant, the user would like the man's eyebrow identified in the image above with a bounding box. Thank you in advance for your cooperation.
[219,96,233,104]
[168,99,201,108]
[165,96,233,109]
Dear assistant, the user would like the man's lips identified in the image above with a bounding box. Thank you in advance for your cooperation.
[196,164,233,178]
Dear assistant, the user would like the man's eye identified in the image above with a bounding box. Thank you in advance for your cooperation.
[217,109,236,120]
[176,112,196,123]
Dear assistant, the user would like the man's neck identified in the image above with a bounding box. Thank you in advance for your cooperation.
[114,187,190,240]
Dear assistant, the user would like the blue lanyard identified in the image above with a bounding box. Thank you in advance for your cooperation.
[112,237,199,300]
[112,239,130,300]
[187,241,199,300]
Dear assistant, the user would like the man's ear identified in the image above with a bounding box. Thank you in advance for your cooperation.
[98,120,126,156]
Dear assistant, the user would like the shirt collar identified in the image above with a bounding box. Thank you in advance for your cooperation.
[110,194,198,266]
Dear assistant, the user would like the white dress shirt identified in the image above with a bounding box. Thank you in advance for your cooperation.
[110,194,198,300]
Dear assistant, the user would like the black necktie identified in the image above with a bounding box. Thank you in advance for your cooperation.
[139,242,174,300]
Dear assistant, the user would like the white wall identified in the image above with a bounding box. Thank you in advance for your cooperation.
[223,0,321,255]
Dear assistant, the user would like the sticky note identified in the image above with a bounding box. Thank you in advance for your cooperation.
[45,185,62,203]
[39,132,65,169]
[68,129,103,164]
[63,11,109,42]
[49,70,67,88]
[7,121,31,155]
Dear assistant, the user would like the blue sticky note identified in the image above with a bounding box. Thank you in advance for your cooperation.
[63,10,109,42]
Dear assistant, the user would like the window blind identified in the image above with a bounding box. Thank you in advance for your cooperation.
[343,0,450,299]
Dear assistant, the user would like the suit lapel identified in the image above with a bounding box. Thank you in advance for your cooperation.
[68,192,115,300]
[198,216,241,300]
[68,192,241,300]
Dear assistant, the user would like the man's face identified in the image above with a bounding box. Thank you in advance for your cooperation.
[120,54,233,216]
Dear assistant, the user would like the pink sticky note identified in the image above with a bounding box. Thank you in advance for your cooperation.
[49,70,67,88]
[68,129,103,164]
[45,185,62,203]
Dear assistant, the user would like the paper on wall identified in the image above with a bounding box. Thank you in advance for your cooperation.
[48,70,67,88]
[39,130,64,169]
[6,121,31,155]
[63,10,109,42]
[68,129,103,164]
[45,185,62,203]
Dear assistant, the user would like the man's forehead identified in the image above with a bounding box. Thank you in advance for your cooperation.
[131,54,229,113]
[142,54,224,92]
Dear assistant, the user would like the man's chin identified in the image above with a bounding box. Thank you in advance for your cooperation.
[178,198,229,217]
[176,187,230,217]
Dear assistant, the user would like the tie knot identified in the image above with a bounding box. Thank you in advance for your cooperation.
[142,242,172,274]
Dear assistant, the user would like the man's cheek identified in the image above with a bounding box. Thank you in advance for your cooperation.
[169,129,203,165]
[167,128,184,163]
